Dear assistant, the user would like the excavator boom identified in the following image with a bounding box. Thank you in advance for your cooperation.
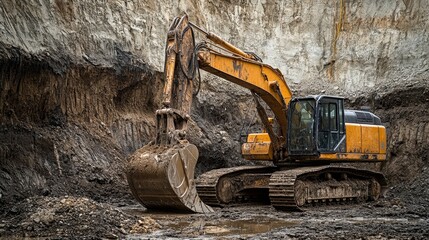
[197,48,292,137]
[126,15,294,213]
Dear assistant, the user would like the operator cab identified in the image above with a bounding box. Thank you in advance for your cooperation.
[287,95,346,156]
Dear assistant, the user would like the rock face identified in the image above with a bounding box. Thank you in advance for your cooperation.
[191,1,429,96]
[2,1,427,90]
[0,0,428,204]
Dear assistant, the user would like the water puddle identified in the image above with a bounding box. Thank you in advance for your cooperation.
[162,218,299,236]
[211,218,298,236]
[121,205,299,237]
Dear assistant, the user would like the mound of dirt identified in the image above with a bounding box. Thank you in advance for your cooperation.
[387,167,429,213]
[0,196,160,239]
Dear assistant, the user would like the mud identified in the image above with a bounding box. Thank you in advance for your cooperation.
[2,197,428,239]
[126,202,429,239]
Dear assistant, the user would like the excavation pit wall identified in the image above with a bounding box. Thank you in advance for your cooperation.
[0,48,254,205]
[0,49,163,204]
[0,45,428,208]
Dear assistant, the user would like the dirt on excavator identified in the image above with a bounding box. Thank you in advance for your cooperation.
[126,142,213,213]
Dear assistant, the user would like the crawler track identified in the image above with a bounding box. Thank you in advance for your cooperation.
[196,166,275,207]
[196,165,387,211]
[269,166,387,211]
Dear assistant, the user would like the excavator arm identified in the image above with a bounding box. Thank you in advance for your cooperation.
[126,15,293,213]
[162,15,293,158]
[162,15,292,141]
[197,47,292,138]
[126,15,387,213]
[192,25,293,161]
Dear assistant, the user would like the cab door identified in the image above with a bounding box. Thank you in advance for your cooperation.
[317,97,345,153]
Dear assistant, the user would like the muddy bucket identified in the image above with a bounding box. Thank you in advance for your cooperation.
[126,143,213,213]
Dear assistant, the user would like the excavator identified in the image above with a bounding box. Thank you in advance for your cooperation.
[126,15,387,213]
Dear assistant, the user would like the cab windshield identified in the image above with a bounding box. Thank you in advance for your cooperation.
[289,99,316,154]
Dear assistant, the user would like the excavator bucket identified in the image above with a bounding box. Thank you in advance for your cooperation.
[126,142,214,213]
[125,15,213,214]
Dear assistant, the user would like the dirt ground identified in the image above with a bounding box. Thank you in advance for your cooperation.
[1,193,428,239]
[126,200,429,239]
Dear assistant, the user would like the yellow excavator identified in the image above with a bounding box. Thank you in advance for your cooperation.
[126,15,387,213]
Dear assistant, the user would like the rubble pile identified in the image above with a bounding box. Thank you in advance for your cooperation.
[1,196,160,239]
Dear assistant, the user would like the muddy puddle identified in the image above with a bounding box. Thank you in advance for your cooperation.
[166,218,299,236]
[121,205,299,237]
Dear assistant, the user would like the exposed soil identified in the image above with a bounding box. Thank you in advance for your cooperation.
[123,201,429,239]
[2,197,428,239]
[0,196,161,239]
[1,79,429,239]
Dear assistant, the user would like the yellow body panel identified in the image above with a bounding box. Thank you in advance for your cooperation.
[361,125,380,153]
[242,133,273,160]
[313,123,387,162]
[379,127,387,154]
[345,123,386,155]
[345,124,362,153]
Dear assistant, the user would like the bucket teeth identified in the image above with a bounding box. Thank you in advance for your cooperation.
[126,143,213,213]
